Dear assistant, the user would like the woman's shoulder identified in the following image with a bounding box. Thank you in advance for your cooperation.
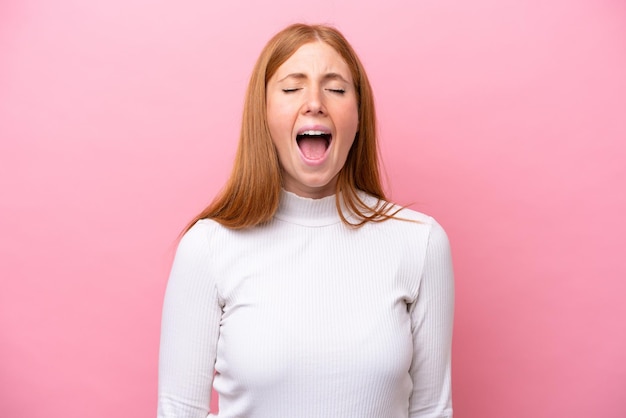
[394,205,449,240]
[177,218,229,252]
[392,207,452,265]
[360,192,439,226]
[392,205,435,224]
[361,193,450,247]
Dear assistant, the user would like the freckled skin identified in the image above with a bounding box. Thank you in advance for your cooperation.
[266,42,359,199]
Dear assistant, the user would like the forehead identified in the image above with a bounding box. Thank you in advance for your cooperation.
[273,41,353,82]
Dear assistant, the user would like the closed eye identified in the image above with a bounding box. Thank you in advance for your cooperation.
[327,89,345,94]
[282,88,301,93]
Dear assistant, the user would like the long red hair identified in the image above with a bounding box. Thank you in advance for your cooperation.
[187,23,398,231]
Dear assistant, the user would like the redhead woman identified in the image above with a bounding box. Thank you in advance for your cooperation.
[157,23,454,418]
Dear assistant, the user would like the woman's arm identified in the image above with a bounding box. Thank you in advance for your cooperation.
[408,219,455,418]
[157,222,222,418]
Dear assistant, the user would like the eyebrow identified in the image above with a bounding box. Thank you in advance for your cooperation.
[277,72,350,84]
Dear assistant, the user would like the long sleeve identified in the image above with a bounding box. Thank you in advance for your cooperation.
[157,221,222,418]
[408,219,455,418]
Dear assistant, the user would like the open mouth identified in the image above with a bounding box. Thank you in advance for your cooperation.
[296,130,332,160]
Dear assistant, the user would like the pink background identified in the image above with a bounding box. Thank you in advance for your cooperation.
[1,0,625,417]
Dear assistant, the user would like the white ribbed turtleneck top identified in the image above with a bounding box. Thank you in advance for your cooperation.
[158,190,454,417]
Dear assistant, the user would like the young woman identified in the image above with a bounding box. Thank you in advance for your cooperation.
[158,23,454,418]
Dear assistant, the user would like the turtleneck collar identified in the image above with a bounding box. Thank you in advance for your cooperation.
[274,189,347,227]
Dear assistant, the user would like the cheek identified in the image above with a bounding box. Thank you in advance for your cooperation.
[267,102,294,139]
[266,108,281,145]
[338,104,359,136]
[339,97,359,125]
[341,106,359,152]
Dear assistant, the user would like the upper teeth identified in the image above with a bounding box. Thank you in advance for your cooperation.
[300,130,328,136]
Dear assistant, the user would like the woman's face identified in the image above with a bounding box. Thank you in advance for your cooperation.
[266,41,359,199]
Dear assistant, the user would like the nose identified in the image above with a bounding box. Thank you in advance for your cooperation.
[302,86,326,115]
